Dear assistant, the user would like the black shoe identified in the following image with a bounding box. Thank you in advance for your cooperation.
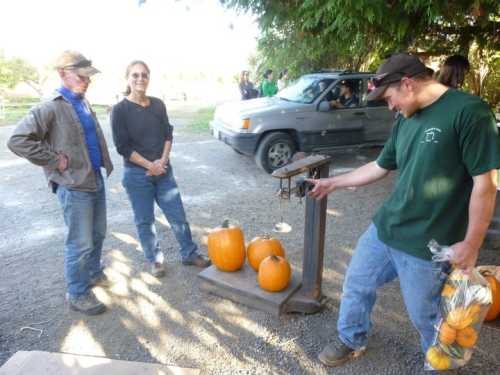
[151,262,166,278]
[182,254,211,268]
[66,292,106,315]
[318,338,365,367]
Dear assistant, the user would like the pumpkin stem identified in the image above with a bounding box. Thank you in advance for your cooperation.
[270,255,279,261]
[222,219,230,228]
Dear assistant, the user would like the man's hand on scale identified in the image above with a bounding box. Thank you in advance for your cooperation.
[305,178,336,199]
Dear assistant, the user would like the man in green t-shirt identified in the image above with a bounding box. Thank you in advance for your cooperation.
[307,53,500,368]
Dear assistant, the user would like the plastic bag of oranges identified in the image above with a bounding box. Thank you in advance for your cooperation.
[424,241,492,371]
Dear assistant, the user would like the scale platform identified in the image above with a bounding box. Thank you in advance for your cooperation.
[198,263,302,316]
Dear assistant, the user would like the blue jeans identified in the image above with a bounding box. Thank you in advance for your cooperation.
[122,165,197,264]
[56,172,106,297]
[337,223,450,353]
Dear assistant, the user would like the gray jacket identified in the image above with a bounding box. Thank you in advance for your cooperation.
[7,92,113,192]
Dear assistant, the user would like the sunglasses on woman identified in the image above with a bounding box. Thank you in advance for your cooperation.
[131,72,149,79]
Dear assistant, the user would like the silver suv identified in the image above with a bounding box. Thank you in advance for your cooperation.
[209,71,394,173]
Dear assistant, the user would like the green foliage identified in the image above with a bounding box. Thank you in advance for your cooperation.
[0,52,39,93]
[222,0,500,106]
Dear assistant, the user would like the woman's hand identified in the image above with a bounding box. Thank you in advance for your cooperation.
[146,159,167,176]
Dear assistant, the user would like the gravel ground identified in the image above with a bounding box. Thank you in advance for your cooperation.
[1,110,499,374]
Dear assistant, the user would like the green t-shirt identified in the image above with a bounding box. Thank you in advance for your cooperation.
[374,89,500,260]
[261,79,278,97]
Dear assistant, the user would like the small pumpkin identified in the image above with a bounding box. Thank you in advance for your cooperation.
[207,220,245,272]
[247,235,285,271]
[483,274,500,321]
[257,255,291,292]
[456,326,478,348]
[438,322,456,346]
[446,307,475,330]
[426,346,451,370]
[441,283,456,298]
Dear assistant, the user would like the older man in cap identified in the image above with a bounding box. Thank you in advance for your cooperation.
[8,51,113,315]
[307,53,500,367]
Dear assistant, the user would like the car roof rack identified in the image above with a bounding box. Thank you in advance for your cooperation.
[312,69,346,74]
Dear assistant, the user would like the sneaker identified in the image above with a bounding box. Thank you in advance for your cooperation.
[151,262,165,278]
[318,338,365,367]
[181,254,211,268]
[66,292,106,315]
[89,273,112,288]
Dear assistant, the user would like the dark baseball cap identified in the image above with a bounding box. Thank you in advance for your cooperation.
[54,50,100,77]
[367,53,427,101]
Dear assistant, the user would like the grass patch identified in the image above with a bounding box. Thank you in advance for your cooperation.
[185,106,215,133]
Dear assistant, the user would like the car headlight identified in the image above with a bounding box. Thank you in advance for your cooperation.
[242,118,250,129]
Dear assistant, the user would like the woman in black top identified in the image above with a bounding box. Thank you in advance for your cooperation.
[239,70,257,100]
[111,60,210,277]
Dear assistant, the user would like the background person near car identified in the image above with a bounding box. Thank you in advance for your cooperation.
[111,60,210,278]
[277,68,289,91]
[7,50,114,316]
[307,53,500,368]
[239,70,257,100]
[437,54,470,89]
[261,69,278,97]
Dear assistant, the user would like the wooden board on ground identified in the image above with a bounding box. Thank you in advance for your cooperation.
[198,263,302,315]
[0,351,200,375]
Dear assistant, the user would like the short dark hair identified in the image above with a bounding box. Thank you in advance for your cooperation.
[264,69,273,79]
[279,69,288,79]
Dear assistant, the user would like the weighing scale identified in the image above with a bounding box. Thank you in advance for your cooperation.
[198,154,331,315]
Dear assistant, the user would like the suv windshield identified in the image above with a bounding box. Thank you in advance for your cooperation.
[278,76,334,104]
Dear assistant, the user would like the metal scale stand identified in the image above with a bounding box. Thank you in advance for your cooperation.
[198,154,331,315]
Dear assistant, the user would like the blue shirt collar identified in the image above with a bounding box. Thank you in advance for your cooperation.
[58,85,84,101]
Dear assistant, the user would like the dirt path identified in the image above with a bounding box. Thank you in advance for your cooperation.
[1,112,499,374]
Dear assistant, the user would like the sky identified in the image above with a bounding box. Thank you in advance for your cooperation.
[0,0,259,101]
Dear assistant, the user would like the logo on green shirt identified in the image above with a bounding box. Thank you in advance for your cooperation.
[421,127,442,144]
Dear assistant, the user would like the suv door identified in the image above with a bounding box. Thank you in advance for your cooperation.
[309,79,365,151]
[361,78,395,143]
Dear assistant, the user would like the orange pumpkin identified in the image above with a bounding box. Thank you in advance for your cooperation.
[484,274,500,321]
[438,322,456,345]
[456,326,478,348]
[257,255,291,292]
[207,220,245,272]
[426,346,451,370]
[247,235,285,271]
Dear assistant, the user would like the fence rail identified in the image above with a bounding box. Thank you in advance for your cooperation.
[0,99,109,126]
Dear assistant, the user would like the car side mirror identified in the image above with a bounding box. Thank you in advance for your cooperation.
[318,101,331,112]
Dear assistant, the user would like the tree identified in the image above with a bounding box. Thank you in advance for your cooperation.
[221,0,499,106]
[0,52,43,96]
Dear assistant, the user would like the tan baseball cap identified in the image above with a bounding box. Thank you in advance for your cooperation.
[54,50,100,77]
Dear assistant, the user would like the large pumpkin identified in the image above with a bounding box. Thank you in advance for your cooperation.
[247,235,285,271]
[484,274,500,321]
[207,220,245,272]
[257,255,291,292]
[426,346,451,370]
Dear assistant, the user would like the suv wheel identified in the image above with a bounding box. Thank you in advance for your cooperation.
[255,132,296,173]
